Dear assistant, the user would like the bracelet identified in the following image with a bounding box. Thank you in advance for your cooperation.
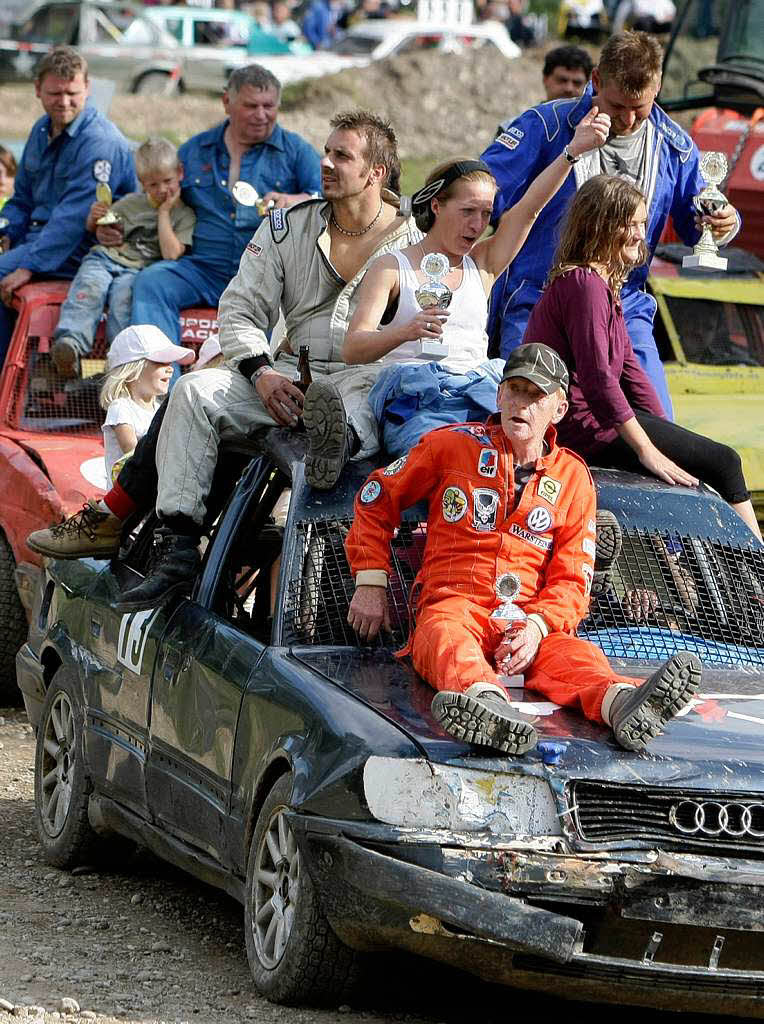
[251,365,273,384]
[563,144,580,165]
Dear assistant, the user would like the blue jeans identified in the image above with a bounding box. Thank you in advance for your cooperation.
[54,249,137,357]
[131,256,230,345]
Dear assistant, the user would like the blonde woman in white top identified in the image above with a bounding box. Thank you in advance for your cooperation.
[341,109,610,454]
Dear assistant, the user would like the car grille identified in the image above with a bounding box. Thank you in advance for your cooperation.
[572,780,764,856]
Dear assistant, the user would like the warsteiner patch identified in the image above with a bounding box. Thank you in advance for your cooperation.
[442,486,467,523]
[510,522,552,552]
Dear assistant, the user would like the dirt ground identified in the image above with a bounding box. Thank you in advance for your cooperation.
[0,47,555,160]
[0,704,462,1024]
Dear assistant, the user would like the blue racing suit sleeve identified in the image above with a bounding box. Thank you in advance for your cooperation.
[481,108,551,222]
[667,145,705,248]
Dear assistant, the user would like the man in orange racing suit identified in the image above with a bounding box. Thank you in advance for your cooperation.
[345,343,702,755]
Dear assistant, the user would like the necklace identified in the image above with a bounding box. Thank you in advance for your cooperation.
[331,202,383,237]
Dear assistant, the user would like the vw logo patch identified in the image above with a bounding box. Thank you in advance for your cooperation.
[526,506,553,533]
[360,480,382,504]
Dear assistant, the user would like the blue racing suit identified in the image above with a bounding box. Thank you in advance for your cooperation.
[481,84,740,417]
[0,103,137,359]
[131,120,322,344]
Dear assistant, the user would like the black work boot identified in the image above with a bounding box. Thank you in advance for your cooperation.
[592,509,623,595]
[302,379,352,490]
[50,338,81,379]
[117,527,200,611]
[431,685,538,755]
[609,651,702,751]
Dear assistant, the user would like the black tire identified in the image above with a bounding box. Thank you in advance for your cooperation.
[245,775,359,1005]
[133,71,176,96]
[34,666,100,868]
[0,533,29,706]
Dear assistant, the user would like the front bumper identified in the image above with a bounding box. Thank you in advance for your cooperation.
[291,815,764,1016]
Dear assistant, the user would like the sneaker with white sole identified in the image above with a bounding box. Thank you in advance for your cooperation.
[431,687,538,755]
[610,651,702,751]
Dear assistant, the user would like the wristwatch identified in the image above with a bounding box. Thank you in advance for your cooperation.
[251,364,273,384]
[563,144,580,165]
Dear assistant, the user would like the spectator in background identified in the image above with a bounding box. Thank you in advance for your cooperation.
[270,0,303,42]
[0,46,137,364]
[0,146,17,212]
[302,0,338,49]
[543,45,593,100]
[125,64,322,346]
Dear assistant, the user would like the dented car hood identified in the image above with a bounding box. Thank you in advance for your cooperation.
[292,647,764,788]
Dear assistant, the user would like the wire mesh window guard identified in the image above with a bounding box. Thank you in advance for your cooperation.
[283,519,764,669]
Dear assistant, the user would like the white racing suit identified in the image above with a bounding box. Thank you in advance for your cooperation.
[155,199,421,524]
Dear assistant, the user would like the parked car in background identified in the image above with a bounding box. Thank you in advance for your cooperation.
[0,0,182,94]
[330,16,520,59]
[143,6,300,94]
[17,431,764,1014]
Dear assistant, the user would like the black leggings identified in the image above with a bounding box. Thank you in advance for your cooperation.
[588,412,750,504]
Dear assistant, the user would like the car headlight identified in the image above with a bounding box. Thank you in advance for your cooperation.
[363,757,562,837]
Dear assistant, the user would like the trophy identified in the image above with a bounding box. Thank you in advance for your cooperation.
[94,182,123,229]
[415,251,451,359]
[232,180,274,216]
[682,152,729,271]
[490,572,526,633]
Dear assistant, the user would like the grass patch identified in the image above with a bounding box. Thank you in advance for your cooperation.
[399,156,437,196]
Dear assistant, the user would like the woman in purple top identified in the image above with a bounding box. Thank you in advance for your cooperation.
[524,175,761,541]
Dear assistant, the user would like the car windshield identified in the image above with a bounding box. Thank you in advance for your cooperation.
[664,295,764,366]
[192,17,251,46]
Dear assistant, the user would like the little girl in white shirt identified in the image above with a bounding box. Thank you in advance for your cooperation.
[101,324,194,481]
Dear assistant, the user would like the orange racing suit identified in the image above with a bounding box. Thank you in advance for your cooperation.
[345,418,641,724]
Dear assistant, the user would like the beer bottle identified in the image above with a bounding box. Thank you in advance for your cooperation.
[295,345,312,393]
[293,345,312,431]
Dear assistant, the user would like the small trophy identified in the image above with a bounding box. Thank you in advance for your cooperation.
[682,152,729,271]
[490,572,526,633]
[232,180,274,216]
[415,251,451,359]
[94,182,123,229]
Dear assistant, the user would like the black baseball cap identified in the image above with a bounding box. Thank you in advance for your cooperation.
[500,343,569,394]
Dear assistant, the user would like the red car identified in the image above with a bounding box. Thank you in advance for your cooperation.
[0,280,217,702]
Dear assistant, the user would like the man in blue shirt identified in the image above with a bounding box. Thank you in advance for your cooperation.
[0,46,137,362]
[481,31,740,417]
[128,64,322,345]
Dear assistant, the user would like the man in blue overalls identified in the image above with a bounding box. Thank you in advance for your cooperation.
[0,45,137,363]
[481,30,741,418]
[128,64,322,345]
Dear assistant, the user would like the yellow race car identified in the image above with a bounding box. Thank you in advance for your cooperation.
[650,245,764,523]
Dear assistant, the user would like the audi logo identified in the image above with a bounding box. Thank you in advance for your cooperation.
[669,800,764,838]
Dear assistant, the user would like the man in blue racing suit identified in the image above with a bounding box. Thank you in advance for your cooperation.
[127,63,322,345]
[481,30,741,418]
[0,46,137,363]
